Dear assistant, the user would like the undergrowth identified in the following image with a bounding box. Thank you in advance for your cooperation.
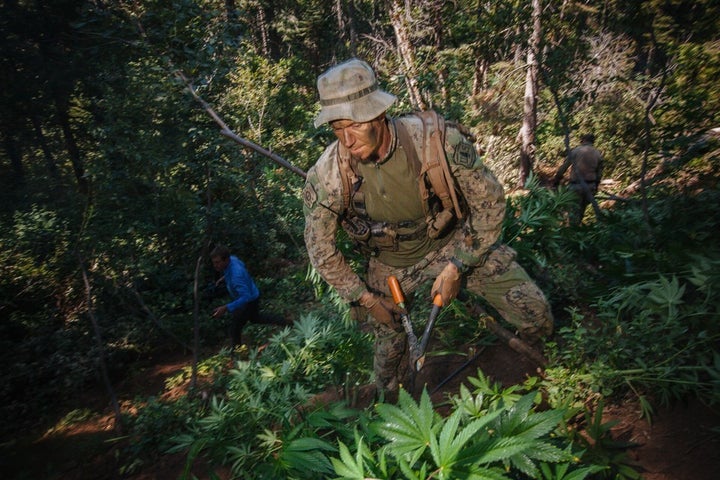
[119,177,720,478]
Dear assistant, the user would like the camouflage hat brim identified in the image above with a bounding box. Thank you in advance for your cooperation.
[313,58,397,127]
[314,87,396,127]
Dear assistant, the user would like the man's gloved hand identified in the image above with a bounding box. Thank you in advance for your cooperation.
[432,262,461,304]
[359,292,404,328]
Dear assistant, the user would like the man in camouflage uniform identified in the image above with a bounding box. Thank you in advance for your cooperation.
[553,134,604,225]
[303,58,553,395]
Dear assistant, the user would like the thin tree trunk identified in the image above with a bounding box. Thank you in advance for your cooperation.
[389,0,427,111]
[518,0,541,188]
[472,57,488,97]
[335,0,359,57]
[55,96,89,194]
[30,114,60,180]
[191,254,203,390]
[430,0,449,111]
[79,257,123,433]
[257,3,270,57]
[640,62,668,226]
[335,0,345,43]
[348,0,358,56]
[2,129,25,184]
[190,156,214,390]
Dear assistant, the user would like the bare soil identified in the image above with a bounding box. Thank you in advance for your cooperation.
[4,339,718,480]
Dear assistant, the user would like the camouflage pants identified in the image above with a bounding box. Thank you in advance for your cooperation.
[568,182,598,225]
[360,230,553,392]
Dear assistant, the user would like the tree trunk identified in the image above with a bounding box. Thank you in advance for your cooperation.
[518,0,541,188]
[225,0,236,21]
[253,2,270,57]
[79,257,123,433]
[348,0,358,56]
[388,0,427,111]
[335,0,359,56]
[430,0,449,111]
[472,57,488,97]
[639,64,668,226]
[55,96,89,194]
[30,114,60,180]
[191,253,203,390]
[2,129,25,184]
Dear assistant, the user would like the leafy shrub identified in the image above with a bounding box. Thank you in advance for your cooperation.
[327,373,620,480]
[166,313,372,478]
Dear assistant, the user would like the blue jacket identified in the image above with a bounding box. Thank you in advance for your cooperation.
[224,256,260,313]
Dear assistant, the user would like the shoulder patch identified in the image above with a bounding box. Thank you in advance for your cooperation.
[303,182,318,209]
[453,141,476,168]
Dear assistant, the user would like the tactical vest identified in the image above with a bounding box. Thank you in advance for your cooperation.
[336,111,467,254]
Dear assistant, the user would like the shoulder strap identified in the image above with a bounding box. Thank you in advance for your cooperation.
[336,143,358,214]
[415,111,464,220]
[395,118,424,190]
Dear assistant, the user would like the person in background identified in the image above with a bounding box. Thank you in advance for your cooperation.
[302,58,553,398]
[210,244,288,351]
[553,133,604,225]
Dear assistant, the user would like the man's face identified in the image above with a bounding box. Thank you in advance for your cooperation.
[331,116,388,163]
[211,256,229,273]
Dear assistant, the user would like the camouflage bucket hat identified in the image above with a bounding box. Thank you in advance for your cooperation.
[314,58,397,127]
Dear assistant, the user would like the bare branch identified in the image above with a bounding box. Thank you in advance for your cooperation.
[176,71,307,179]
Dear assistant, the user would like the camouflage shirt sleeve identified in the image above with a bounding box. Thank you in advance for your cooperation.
[302,143,368,302]
[443,124,505,268]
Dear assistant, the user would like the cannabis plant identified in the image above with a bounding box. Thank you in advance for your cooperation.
[167,313,373,479]
[332,388,587,479]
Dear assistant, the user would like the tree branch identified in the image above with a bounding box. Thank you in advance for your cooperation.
[175,71,307,179]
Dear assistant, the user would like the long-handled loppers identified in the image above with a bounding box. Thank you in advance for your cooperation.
[388,276,444,371]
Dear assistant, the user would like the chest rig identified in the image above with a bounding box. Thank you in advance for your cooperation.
[337,111,466,253]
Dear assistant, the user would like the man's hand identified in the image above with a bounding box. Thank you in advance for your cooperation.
[432,262,461,304]
[359,292,404,328]
[212,305,228,318]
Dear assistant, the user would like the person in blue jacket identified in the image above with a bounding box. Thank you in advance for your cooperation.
[210,244,288,350]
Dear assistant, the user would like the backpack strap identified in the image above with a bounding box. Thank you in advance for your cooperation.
[336,142,359,215]
[394,118,426,203]
[416,111,464,220]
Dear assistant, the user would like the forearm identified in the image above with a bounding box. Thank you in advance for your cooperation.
[311,247,367,302]
[451,166,505,268]
[304,210,368,303]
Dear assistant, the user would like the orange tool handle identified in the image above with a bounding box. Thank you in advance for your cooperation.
[432,293,443,308]
[387,275,405,306]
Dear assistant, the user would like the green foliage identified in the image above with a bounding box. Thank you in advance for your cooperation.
[166,313,372,478]
[496,161,720,414]
[561,400,641,480]
[329,382,626,480]
[501,176,598,304]
[502,174,577,263]
[550,266,720,408]
[121,395,205,475]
